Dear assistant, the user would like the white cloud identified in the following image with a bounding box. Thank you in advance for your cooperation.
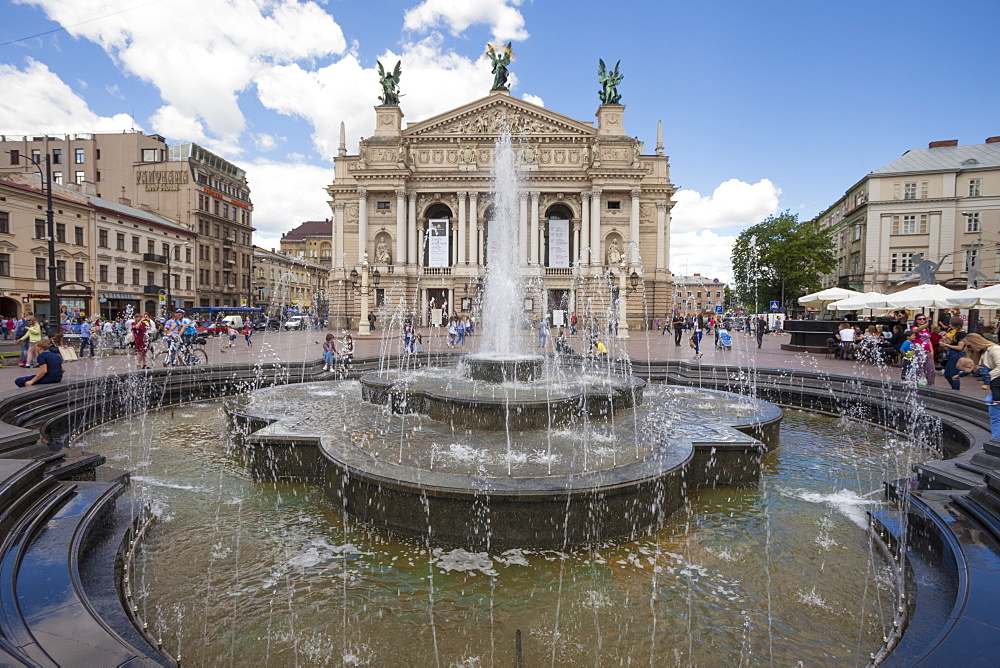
[521,93,544,107]
[0,59,138,134]
[21,0,348,142]
[669,229,738,283]
[404,0,528,42]
[669,179,783,282]
[671,179,781,230]
[253,133,280,151]
[256,36,495,157]
[246,159,332,246]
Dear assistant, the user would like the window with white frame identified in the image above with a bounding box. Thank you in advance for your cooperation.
[891,214,928,235]
[853,223,862,241]
[851,252,861,274]
[969,178,982,197]
[966,249,979,273]
[904,182,917,200]
[965,212,981,233]
[890,252,914,272]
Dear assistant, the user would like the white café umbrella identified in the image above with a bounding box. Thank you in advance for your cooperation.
[943,284,1000,309]
[798,287,862,308]
[870,284,960,310]
[828,292,885,311]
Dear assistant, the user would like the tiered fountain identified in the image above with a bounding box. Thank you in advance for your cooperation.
[231,129,782,548]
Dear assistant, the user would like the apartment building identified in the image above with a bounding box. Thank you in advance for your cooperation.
[0,174,195,320]
[253,247,329,319]
[0,132,254,308]
[818,137,1000,292]
[279,220,333,268]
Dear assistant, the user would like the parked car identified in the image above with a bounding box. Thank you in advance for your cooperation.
[283,316,307,331]
[253,318,281,331]
[195,321,228,337]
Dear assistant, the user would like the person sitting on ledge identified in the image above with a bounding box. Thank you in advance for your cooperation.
[15,339,63,388]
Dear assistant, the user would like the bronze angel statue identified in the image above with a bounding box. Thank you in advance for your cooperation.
[486,42,513,90]
[377,60,402,106]
[598,59,623,105]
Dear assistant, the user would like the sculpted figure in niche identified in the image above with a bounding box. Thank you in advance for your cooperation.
[398,140,408,164]
[375,240,392,264]
[607,238,622,265]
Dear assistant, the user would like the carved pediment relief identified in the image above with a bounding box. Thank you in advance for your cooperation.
[404,95,595,139]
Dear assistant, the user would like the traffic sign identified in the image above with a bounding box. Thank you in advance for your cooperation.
[779,307,786,313]
[769,301,780,310]
[715,305,723,313]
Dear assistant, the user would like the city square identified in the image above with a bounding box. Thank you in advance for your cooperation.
[1,0,999,665]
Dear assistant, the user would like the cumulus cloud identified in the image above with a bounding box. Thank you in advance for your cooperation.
[669,179,783,282]
[246,160,332,248]
[670,229,739,283]
[0,59,138,134]
[671,179,781,230]
[404,0,528,42]
[521,93,544,107]
[20,0,347,142]
[256,35,495,157]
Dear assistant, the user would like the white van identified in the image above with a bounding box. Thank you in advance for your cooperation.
[221,315,245,329]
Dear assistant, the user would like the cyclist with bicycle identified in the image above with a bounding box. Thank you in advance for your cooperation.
[162,309,183,365]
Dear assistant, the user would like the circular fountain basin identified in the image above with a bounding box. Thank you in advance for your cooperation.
[360,367,644,431]
[229,380,782,548]
[463,353,544,383]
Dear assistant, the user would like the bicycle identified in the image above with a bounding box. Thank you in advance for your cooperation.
[156,337,208,367]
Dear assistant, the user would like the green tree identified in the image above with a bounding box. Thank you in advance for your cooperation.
[731,211,835,313]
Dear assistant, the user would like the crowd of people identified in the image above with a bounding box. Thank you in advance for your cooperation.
[828,311,1000,390]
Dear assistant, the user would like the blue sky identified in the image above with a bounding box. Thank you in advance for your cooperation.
[2,0,998,281]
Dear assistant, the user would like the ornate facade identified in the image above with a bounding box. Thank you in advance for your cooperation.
[326,89,676,330]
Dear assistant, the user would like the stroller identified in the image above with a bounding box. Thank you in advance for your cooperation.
[715,327,732,351]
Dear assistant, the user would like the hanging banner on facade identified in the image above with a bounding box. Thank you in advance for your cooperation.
[485,220,499,265]
[428,218,450,267]
[548,219,570,268]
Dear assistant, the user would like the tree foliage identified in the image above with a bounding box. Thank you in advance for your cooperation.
[730,211,835,312]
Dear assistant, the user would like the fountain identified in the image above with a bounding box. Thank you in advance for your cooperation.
[228,129,782,549]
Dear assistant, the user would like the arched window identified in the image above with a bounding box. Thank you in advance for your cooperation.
[423,204,453,267]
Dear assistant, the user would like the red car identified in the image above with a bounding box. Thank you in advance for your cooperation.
[195,321,228,337]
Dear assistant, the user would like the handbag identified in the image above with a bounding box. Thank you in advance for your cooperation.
[125,331,135,344]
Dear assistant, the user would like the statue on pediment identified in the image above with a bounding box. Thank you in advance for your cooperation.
[597,59,623,105]
[486,42,513,90]
[377,60,402,106]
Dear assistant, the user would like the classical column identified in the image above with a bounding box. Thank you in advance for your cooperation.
[334,202,345,268]
[395,189,406,266]
[357,188,368,263]
[529,191,540,265]
[469,192,479,266]
[407,192,418,267]
[457,191,467,265]
[630,188,641,265]
[590,188,602,267]
[656,202,667,270]
[580,191,591,265]
[417,227,425,267]
[572,222,581,267]
[478,224,485,267]
[519,192,529,265]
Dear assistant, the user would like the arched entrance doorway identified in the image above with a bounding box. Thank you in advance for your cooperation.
[0,297,19,320]
[422,204,453,268]
[544,203,574,268]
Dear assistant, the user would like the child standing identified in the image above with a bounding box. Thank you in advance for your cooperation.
[899,331,918,383]
[224,325,238,349]
[242,322,253,347]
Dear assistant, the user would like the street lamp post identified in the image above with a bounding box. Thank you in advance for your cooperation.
[8,152,59,333]
[349,252,380,335]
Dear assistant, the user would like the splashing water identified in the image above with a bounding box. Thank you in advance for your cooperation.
[479,127,524,356]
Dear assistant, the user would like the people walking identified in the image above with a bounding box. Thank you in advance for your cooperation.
[18,317,42,367]
[243,322,254,346]
[691,315,704,359]
[909,314,935,387]
[755,316,767,349]
[132,313,152,369]
[537,318,549,348]
[78,318,96,358]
